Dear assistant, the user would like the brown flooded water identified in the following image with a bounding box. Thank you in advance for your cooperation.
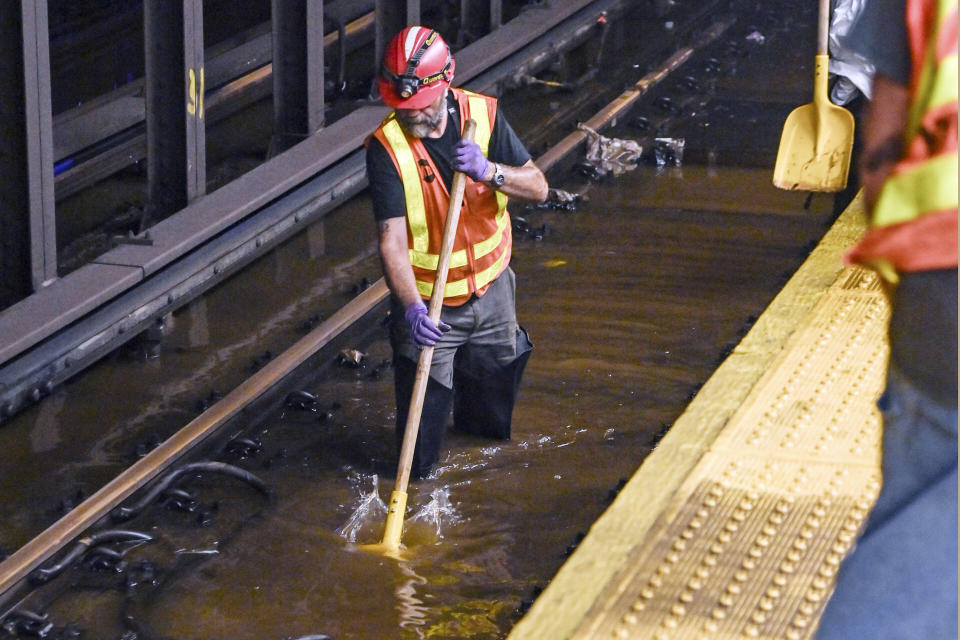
[1,1,852,637]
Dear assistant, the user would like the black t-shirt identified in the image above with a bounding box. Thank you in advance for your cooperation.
[844,0,910,85]
[889,269,958,406]
[366,92,532,221]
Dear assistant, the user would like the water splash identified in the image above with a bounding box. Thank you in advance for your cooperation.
[406,487,458,542]
[335,474,388,544]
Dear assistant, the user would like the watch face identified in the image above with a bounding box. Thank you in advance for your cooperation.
[492,166,505,186]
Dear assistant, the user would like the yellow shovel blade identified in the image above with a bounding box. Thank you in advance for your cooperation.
[773,102,854,192]
[773,55,855,192]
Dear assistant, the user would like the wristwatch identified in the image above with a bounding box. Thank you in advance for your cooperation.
[489,163,505,187]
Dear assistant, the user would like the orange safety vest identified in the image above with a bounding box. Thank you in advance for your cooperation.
[847,0,959,282]
[372,88,512,306]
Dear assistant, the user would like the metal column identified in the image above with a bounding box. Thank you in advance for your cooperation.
[459,0,496,45]
[271,0,325,155]
[374,0,421,85]
[0,0,57,310]
[144,0,206,220]
[490,0,503,31]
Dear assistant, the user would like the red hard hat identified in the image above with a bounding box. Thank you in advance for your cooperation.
[378,26,455,109]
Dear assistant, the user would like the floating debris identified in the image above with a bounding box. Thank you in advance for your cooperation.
[703,56,723,73]
[573,161,608,181]
[681,75,703,92]
[337,349,367,368]
[655,95,682,116]
[224,437,262,459]
[512,216,548,241]
[578,124,643,177]
[286,390,319,410]
[533,188,582,211]
[631,115,651,131]
[651,137,685,167]
[351,277,372,295]
[298,312,322,333]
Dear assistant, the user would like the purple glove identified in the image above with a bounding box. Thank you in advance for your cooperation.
[453,139,490,182]
[404,301,450,347]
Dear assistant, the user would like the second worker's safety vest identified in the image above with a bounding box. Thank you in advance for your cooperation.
[847,0,958,282]
[373,88,511,306]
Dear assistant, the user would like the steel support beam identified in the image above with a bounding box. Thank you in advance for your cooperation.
[144,0,206,219]
[271,0,325,154]
[0,0,57,309]
[491,0,503,31]
[459,0,493,45]
[0,3,33,309]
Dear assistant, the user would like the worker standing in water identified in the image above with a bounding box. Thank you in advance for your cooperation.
[365,26,548,478]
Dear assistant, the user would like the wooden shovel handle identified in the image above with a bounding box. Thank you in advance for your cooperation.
[818,0,830,56]
[393,119,478,495]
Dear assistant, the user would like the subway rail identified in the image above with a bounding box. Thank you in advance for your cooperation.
[0,1,899,639]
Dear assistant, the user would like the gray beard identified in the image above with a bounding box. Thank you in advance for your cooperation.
[396,109,444,138]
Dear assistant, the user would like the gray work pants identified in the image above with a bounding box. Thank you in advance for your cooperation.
[389,267,531,477]
[815,367,958,639]
[390,267,521,387]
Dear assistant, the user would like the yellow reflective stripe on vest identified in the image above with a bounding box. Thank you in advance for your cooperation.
[409,247,468,270]
[416,275,471,298]
[909,51,958,136]
[928,52,958,112]
[381,119,429,253]
[874,151,959,226]
[474,244,508,290]
[468,96,492,155]
[907,0,958,136]
[472,208,509,259]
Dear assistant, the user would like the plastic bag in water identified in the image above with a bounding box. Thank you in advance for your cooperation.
[652,138,685,167]
[578,124,643,176]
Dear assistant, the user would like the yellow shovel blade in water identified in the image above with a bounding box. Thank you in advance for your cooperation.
[773,55,855,192]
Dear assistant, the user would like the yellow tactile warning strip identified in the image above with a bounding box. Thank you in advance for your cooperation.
[572,266,887,640]
[508,195,885,640]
